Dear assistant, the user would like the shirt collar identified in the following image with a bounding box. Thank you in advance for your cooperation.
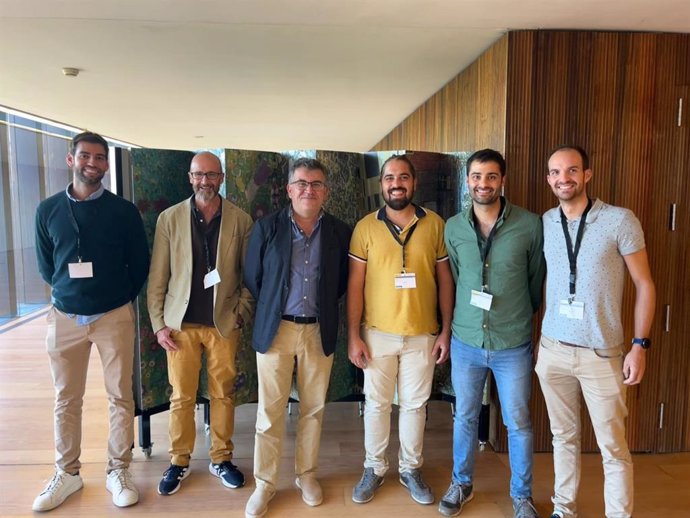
[189,195,222,221]
[65,183,105,202]
[466,196,509,225]
[288,205,324,228]
[376,203,426,222]
[549,198,603,223]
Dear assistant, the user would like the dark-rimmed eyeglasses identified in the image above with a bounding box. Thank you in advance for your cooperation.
[289,180,326,191]
[189,171,222,180]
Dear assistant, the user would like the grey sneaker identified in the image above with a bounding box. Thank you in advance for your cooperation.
[399,469,434,505]
[438,482,474,516]
[513,497,540,518]
[352,468,384,504]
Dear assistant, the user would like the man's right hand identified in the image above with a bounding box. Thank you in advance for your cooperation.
[156,327,178,352]
[348,335,371,370]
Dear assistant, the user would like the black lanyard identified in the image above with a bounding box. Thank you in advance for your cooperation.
[560,198,593,301]
[64,195,84,262]
[383,218,418,271]
[472,198,505,290]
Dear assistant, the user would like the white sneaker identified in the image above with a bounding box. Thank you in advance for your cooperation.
[106,468,139,507]
[32,471,84,511]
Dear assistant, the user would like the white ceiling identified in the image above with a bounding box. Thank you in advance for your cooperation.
[1,0,688,152]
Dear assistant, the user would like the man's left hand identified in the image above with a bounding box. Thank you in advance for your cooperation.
[432,333,450,364]
[623,346,646,385]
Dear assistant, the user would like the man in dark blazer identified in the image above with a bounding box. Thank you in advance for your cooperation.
[243,157,351,518]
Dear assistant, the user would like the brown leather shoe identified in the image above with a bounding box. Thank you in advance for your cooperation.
[295,475,323,506]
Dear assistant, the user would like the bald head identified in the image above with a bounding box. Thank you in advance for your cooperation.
[189,152,224,203]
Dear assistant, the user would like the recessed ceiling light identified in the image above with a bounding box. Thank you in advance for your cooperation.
[62,67,80,77]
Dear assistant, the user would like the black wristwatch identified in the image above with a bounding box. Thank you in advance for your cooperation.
[632,337,651,349]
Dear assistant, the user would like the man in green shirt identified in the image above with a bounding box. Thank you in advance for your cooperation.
[439,149,545,518]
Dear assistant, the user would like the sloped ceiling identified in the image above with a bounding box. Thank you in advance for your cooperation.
[0,0,688,151]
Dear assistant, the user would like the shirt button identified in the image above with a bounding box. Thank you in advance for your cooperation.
[304,278,308,282]
[485,263,489,268]
[303,296,307,300]
[305,260,309,264]
[482,324,487,329]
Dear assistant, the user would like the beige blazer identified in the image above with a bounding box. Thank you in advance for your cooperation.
[147,197,254,338]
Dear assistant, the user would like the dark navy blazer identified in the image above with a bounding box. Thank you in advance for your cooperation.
[243,207,352,355]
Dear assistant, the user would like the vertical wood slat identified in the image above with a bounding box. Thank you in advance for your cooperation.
[371,35,508,153]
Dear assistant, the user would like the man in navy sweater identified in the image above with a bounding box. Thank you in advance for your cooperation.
[33,131,149,512]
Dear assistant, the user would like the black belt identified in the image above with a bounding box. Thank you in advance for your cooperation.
[282,315,318,324]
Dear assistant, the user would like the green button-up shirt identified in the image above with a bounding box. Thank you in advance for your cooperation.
[444,198,545,350]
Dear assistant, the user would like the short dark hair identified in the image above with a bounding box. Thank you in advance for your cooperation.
[548,145,590,170]
[289,157,328,182]
[71,131,109,156]
[380,154,416,179]
[466,148,506,176]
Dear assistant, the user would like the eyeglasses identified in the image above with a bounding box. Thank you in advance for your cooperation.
[289,180,326,191]
[189,171,222,180]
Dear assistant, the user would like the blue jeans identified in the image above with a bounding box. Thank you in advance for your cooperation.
[450,336,534,498]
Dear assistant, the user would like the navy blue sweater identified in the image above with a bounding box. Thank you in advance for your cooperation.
[35,189,150,315]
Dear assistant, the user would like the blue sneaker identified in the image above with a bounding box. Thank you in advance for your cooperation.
[158,464,190,495]
[209,461,245,489]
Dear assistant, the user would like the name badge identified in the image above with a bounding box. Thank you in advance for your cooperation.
[559,299,584,320]
[68,261,93,278]
[204,268,221,289]
[470,289,493,311]
[394,272,417,289]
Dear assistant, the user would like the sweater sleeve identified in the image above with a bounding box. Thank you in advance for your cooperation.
[35,203,55,285]
[125,204,150,301]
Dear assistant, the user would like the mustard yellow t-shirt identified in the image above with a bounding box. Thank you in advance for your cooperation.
[349,205,448,336]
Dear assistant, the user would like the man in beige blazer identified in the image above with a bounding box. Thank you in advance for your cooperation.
[147,151,254,496]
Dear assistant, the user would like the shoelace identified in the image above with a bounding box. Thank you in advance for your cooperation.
[218,461,236,472]
[112,470,134,492]
[406,471,429,490]
[361,469,379,485]
[42,473,67,495]
[514,498,537,518]
[443,483,462,502]
[165,466,185,479]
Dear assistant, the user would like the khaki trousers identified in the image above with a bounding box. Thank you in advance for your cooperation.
[362,327,436,475]
[536,334,633,518]
[46,303,135,474]
[167,324,239,466]
[254,321,334,490]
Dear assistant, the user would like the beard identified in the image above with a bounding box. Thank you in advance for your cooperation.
[74,166,106,186]
[470,189,501,205]
[193,184,219,202]
[383,188,413,210]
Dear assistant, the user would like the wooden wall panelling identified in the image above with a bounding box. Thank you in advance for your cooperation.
[371,35,508,153]
[679,33,690,451]
[650,62,690,453]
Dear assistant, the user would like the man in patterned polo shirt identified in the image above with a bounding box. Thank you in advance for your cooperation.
[347,154,454,506]
[536,145,655,518]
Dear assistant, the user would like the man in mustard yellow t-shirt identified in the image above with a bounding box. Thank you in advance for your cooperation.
[347,154,454,506]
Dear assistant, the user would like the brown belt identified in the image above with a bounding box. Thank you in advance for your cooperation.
[559,340,588,348]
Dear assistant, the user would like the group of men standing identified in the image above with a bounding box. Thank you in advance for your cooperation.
[32,130,654,518]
